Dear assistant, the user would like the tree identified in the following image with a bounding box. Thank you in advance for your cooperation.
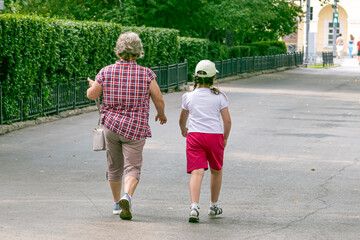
[6,0,302,44]
[204,0,301,44]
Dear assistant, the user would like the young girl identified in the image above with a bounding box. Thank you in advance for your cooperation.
[179,60,231,222]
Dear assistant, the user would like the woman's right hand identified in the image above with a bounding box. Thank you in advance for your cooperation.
[87,77,95,88]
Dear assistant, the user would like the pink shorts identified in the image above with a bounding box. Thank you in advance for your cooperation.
[186,132,224,173]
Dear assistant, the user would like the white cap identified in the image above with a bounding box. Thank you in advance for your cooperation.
[195,60,218,78]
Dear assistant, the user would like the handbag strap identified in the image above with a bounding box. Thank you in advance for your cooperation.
[95,98,102,127]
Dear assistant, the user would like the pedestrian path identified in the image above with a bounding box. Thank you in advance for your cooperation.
[1,67,360,240]
[334,56,359,67]
[341,58,359,67]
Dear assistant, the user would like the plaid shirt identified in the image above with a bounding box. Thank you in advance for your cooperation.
[95,60,156,140]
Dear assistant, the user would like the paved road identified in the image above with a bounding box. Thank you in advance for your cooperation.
[1,65,359,240]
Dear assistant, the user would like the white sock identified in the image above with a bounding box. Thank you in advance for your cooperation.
[210,201,217,208]
[191,203,199,209]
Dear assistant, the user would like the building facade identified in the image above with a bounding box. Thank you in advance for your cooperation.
[283,0,360,56]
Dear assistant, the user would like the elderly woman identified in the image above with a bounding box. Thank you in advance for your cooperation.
[87,31,167,220]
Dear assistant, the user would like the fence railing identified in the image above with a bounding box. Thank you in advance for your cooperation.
[214,52,304,79]
[150,61,188,91]
[0,78,95,124]
[322,52,334,67]
[1,53,304,125]
[0,61,188,124]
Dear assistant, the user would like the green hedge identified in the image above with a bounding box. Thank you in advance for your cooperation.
[247,41,287,56]
[178,37,210,75]
[0,14,179,121]
[208,42,229,61]
[0,14,289,121]
[228,41,286,58]
[229,46,253,58]
[178,37,286,75]
[178,37,231,77]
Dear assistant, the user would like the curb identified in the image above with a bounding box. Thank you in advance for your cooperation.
[216,65,300,84]
[0,105,97,135]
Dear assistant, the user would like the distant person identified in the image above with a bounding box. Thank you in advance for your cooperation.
[348,34,355,58]
[87,31,167,220]
[179,60,232,223]
[336,34,344,58]
[357,38,360,65]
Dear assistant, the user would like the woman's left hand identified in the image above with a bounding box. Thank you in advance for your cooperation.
[155,113,167,125]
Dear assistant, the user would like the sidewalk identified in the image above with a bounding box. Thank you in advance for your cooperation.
[333,55,359,67]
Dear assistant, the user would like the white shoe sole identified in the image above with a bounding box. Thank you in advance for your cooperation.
[113,210,121,215]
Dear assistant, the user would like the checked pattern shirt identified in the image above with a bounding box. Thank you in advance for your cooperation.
[95,60,156,140]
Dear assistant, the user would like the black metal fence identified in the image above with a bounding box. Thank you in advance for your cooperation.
[322,52,334,67]
[215,52,304,79]
[0,61,188,124]
[1,53,304,125]
[150,61,188,91]
[0,78,95,124]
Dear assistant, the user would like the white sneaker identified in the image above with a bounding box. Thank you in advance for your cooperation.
[119,193,132,220]
[113,202,121,215]
[189,207,199,222]
[208,205,223,217]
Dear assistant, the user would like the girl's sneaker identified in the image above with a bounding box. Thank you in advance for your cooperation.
[189,207,200,222]
[208,205,223,217]
[113,202,121,215]
[119,193,132,220]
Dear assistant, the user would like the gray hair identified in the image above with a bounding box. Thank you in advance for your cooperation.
[114,31,144,60]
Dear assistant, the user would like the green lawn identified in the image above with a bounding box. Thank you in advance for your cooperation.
[308,63,337,68]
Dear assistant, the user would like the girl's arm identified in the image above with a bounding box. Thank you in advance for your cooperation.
[221,107,231,147]
[179,109,189,137]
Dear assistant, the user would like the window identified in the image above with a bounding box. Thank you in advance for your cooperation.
[326,21,341,46]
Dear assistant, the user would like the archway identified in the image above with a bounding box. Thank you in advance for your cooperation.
[317,4,348,52]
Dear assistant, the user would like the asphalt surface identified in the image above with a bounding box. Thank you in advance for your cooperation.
[1,61,360,240]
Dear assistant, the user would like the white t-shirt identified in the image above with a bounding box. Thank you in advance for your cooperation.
[182,88,228,134]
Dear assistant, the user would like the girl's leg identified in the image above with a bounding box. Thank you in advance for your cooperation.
[189,169,205,203]
[210,168,223,202]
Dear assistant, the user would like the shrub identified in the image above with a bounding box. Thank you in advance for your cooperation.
[247,41,287,56]
[0,14,179,121]
[229,46,252,58]
[178,37,210,76]
[208,42,229,60]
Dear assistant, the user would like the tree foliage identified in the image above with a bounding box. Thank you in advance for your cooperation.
[318,0,339,6]
[4,0,302,44]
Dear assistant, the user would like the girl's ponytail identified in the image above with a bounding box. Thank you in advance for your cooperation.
[193,72,220,95]
[210,85,220,95]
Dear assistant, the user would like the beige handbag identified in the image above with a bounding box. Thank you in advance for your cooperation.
[93,98,106,151]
